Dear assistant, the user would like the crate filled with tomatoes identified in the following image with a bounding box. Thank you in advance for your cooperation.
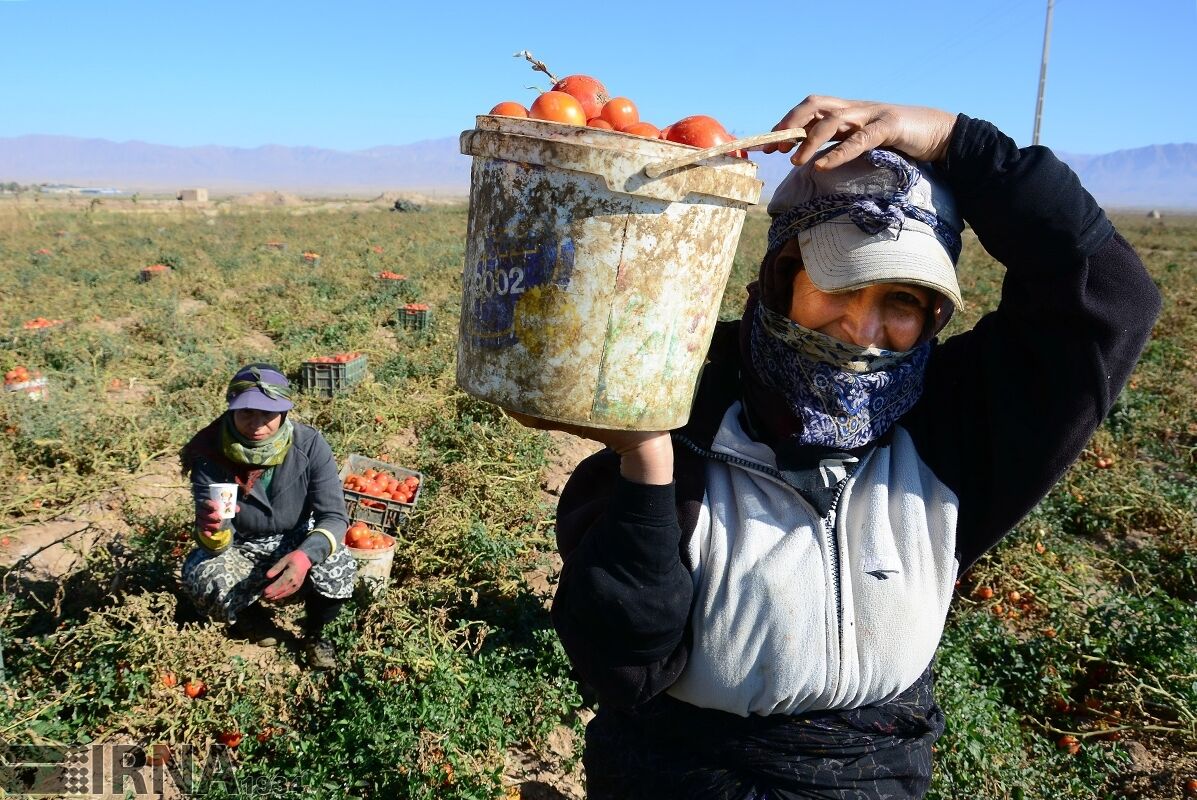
[300,352,367,398]
[396,303,431,331]
[4,365,48,401]
[139,263,172,282]
[339,454,422,534]
[21,316,66,334]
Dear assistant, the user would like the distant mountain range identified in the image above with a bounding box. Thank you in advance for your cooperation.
[1,134,1194,210]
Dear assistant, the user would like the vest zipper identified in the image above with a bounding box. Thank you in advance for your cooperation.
[672,432,788,482]
[825,475,852,655]
[673,431,853,659]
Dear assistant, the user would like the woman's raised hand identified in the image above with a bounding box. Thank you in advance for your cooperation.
[760,95,959,170]
[507,411,674,486]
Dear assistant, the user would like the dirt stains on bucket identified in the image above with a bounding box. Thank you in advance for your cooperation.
[513,285,586,359]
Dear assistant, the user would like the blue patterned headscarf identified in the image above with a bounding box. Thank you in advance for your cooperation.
[766,149,962,263]
[747,302,930,449]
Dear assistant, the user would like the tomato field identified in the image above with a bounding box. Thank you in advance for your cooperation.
[0,196,1194,798]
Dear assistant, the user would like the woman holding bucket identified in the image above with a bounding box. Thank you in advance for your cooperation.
[179,363,357,670]
[515,96,1161,797]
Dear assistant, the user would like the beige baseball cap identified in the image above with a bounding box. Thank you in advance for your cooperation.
[766,148,965,318]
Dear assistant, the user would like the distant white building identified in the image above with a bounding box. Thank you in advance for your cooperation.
[41,185,123,195]
[178,188,208,202]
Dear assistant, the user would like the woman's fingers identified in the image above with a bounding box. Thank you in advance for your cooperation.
[761,96,958,167]
[760,95,846,154]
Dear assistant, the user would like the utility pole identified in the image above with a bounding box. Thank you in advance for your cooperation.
[1032,0,1055,146]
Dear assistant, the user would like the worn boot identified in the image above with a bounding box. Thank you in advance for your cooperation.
[302,636,338,670]
[228,604,280,647]
[301,593,347,670]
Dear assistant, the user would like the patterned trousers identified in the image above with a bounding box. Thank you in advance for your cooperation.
[180,528,356,624]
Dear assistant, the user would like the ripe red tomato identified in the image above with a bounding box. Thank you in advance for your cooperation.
[161,671,177,688]
[530,91,586,126]
[665,115,733,148]
[217,731,242,748]
[621,122,661,139]
[587,117,613,130]
[600,97,639,131]
[489,101,528,118]
[551,75,609,120]
[184,680,205,699]
[146,744,171,766]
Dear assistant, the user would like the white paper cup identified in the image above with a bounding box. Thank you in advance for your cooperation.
[208,483,239,519]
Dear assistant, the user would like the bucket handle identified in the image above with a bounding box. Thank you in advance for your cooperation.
[643,128,807,179]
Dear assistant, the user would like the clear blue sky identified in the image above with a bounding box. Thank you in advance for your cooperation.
[2,0,1194,155]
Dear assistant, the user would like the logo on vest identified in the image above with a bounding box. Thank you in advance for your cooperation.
[865,569,900,580]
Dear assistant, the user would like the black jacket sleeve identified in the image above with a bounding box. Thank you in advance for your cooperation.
[550,450,694,709]
[904,115,1162,569]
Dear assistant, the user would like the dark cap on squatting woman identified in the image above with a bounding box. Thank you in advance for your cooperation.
[225,365,294,414]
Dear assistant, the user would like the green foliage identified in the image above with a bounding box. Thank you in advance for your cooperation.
[0,203,1193,798]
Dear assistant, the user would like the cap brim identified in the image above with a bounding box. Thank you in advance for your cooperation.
[227,389,293,413]
[797,218,963,311]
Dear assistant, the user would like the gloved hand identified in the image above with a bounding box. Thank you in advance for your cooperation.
[196,498,239,533]
[263,550,312,602]
[194,498,237,553]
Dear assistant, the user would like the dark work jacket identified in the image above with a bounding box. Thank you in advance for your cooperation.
[187,420,349,564]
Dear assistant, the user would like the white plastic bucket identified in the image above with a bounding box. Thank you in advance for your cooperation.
[457,116,764,431]
[347,534,395,600]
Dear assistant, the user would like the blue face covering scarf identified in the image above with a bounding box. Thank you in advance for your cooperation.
[748,302,930,449]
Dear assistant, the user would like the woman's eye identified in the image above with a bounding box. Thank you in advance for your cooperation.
[891,291,928,310]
